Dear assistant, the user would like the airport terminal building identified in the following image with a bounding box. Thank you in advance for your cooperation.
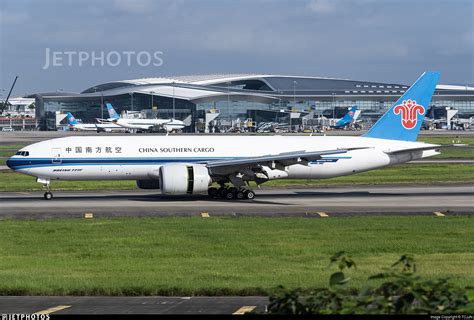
[33,74,474,131]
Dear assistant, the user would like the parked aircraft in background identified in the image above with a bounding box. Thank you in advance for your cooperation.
[331,106,361,129]
[8,72,443,201]
[66,112,127,133]
[103,103,188,132]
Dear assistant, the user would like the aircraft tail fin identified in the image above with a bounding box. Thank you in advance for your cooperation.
[363,71,440,141]
[182,115,192,126]
[342,106,357,122]
[334,106,357,127]
[66,112,77,125]
[106,103,120,120]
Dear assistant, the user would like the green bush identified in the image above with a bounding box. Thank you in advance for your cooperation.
[267,252,471,314]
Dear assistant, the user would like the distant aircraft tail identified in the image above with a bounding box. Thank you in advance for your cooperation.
[333,106,357,128]
[341,106,357,122]
[363,71,440,141]
[182,115,192,126]
[66,112,78,125]
[106,103,120,120]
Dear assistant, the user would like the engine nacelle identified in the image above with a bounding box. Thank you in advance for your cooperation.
[136,180,160,189]
[159,164,211,195]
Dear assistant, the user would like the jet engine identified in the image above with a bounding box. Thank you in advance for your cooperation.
[159,164,211,194]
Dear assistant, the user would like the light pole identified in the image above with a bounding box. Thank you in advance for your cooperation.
[226,82,231,120]
[100,93,104,119]
[172,82,176,119]
[292,81,297,132]
[150,91,154,109]
[332,92,336,120]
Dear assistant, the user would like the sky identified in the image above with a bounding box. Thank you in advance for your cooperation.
[0,0,473,96]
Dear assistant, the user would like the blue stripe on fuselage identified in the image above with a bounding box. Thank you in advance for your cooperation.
[7,156,352,170]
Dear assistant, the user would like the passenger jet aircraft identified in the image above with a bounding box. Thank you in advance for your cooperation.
[8,72,441,200]
[103,103,187,132]
[331,105,360,129]
[66,112,127,133]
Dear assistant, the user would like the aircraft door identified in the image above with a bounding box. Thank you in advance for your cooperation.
[51,148,62,164]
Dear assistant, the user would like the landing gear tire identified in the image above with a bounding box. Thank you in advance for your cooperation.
[224,188,235,200]
[244,190,255,200]
[218,187,227,198]
[236,190,245,200]
[44,192,53,200]
[208,187,219,198]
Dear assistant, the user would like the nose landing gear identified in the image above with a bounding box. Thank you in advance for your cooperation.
[37,177,53,200]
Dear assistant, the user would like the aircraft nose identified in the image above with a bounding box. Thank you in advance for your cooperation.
[6,157,14,169]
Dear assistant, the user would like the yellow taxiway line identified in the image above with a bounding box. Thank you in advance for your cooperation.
[34,305,71,315]
[232,305,256,314]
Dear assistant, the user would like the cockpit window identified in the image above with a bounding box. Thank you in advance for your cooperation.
[15,151,29,156]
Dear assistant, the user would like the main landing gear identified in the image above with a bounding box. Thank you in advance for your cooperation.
[208,187,256,200]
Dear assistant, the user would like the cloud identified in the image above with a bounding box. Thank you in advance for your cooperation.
[0,11,29,25]
[113,0,154,14]
[307,0,336,14]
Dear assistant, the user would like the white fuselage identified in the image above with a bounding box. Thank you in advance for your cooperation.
[114,118,185,131]
[8,135,438,182]
[71,123,127,132]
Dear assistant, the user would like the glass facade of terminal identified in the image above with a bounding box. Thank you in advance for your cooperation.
[35,75,474,131]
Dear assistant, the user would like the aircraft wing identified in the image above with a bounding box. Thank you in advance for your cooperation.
[385,144,470,155]
[384,145,441,155]
[205,147,368,174]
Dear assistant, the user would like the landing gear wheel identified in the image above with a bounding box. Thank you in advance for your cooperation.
[224,189,235,200]
[244,190,255,200]
[44,192,53,200]
[208,187,219,198]
[218,187,227,198]
[236,190,245,200]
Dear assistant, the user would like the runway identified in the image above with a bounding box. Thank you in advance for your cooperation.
[0,296,269,314]
[1,184,473,219]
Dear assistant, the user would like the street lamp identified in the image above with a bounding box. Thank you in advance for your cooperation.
[150,91,154,109]
[129,92,134,111]
[292,81,297,133]
[332,92,336,120]
[100,93,104,119]
[172,82,176,119]
[278,90,284,110]
[226,82,231,120]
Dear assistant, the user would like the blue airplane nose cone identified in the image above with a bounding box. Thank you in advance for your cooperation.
[6,158,14,169]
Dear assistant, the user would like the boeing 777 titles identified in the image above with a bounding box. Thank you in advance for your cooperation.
[8,72,442,200]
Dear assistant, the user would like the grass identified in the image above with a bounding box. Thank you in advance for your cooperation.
[260,163,474,187]
[0,144,25,150]
[0,216,472,296]
[417,137,474,159]
[0,151,16,158]
[0,171,136,191]
[0,163,473,192]
[417,136,474,145]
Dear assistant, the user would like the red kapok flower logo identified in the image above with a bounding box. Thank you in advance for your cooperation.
[393,99,425,129]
